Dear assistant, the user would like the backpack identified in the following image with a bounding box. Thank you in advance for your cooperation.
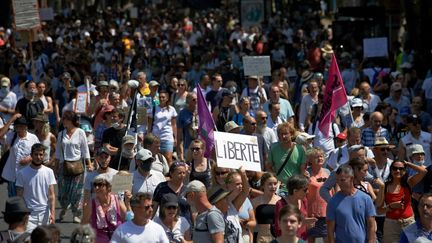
[0,230,31,243]
[196,208,240,243]
[26,100,43,121]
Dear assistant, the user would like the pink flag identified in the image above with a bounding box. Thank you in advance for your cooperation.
[197,84,216,157]
[318,54,348,138]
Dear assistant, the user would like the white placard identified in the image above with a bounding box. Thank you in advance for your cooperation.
[74,92,88,114]
[214,132,262,172]
[39,7,54,21]
[129,7,138,19]
[363,37,388,58]
[13,0,41,30]
[111,173,133,193]
[242,56,271,77]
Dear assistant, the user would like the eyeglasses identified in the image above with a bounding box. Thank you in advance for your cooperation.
[391,167,406,171]
[166,206,178,210]
[215,171,229,176]
[316,177,327,183]
[248,122,257,126]
[380,148,390,152]
[93,183,106,188]
[144,204,154,210]
[191,147,201,152]
[178,84,185,87]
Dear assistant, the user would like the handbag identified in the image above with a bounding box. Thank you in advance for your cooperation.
[61,130,84,176]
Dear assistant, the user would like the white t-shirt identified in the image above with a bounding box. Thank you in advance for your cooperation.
[308,121,340,158]
[132,170,166,195]
[0,91,17,122]
[298,94,318,131]
[148,105,177,142]
[16,165,56,211]
[1,131,40,182]
[110,220,169,243]
[326,144,375,170]
[56,128,90,162]
[153,216,190,242]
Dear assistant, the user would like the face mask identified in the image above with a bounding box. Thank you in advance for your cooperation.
[122,148,136,159]
[111,122,119,129]
[0,87,9,99]
[139,161,152,172]
[413,159,425,166]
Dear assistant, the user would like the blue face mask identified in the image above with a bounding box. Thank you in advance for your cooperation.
[0,87,9,99]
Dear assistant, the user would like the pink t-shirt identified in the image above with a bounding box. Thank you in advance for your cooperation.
[307,168,331,217]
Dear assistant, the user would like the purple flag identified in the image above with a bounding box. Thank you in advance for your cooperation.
[197,84,216,157]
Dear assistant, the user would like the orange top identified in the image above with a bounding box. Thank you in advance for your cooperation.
[307,168,330,217]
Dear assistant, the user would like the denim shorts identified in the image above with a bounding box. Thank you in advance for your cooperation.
[160,140,174,153]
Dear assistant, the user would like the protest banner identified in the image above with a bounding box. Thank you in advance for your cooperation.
[111,173,133,193]
[363,37,388,58]
[240,0,265,29]
[12,0,41,31]
[74,92,88,114]
[242,56,271,77]
[214,132,262,172]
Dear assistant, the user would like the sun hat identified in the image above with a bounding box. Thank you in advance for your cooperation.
[2,197,31,214]
[207,185,231,204]
[407,144,425,158]
[224,121,240,132]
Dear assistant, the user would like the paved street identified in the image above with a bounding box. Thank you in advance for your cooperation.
[0,183,77,241]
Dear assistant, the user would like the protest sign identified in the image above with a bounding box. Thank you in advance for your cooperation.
[363,37,388,58]
[241,0,265,29]
[130,7,138,19]
[12,0,41,30]
[111,173,133,193]
[242,56,271,77]
[74,92,88,114]
[214,132,262,172]
[39,7,54,21]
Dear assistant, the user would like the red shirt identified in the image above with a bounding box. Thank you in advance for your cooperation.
[385,186,413,219]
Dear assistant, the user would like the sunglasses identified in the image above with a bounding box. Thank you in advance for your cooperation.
[191,147,201,152]
[215,171,229,176]
[260,117,267,120]
[166,206,178,210]
[144,204,154,210]
[380,148,390,152]
[178,84,185,86]
[248,122,257,126]
[93,182,106,187]
[391,167,406,171]
[316,177,327,183]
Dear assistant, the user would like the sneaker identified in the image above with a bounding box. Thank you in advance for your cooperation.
[73,216,81,224]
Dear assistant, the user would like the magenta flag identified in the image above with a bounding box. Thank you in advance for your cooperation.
[318,54,348,138]
[197,84,216,157]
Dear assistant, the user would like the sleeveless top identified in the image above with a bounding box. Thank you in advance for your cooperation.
[385,186,413,219]
[40,134,51,162]
[40,95,48,110]
[189,159,212,188]
[255,204,276,224]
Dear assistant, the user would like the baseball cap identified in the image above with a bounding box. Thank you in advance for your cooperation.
[182,180,206,197]
[149,80,160,87]
[122,135,135,145]
[221,89,235,98]
[350,98,363,108]
[97,147,110,156]
[248,75,259,80]
[97,81,109,87]
[336,133,347,140]
[407,114,420,123]
[161,193,179,208]
[135,149,153,162]
[207,185,231,204]
[407,144,425,158]
[295,132,315,144]
[224,121,240,132]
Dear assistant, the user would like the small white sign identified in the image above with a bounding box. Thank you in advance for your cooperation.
[111,173,133,193]
[214,132,262,172]
[130,7,138,19]
[74,92,88,114]
[39,7,54,21]
[363,37,388,58]
[13,0,41,30]
[242,56,271,77]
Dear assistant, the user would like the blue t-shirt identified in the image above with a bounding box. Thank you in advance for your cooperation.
[177,108,197,152]
[238,198,253,220]
[326,190,376,243]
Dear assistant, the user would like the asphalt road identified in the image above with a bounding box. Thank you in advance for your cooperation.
[0,183,77,241]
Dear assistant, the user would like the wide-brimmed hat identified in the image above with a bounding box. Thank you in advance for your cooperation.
[149,80,160,87]
[321,44,334,54]
[32,113,48,122]
[97,81,109,87]
[224,121,240,132]
[207,185,231,204]
[407,144,425,158]
[373,137,395,149]
[14,117,28,126]
[1,77,10,87]
[300,70,314,82]
[248,75,259,80]
[3,197,30,215]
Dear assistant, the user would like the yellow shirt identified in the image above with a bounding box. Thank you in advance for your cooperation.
[139,83,150,96]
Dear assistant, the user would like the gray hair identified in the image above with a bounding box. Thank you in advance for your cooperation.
[336,164,354,177]
[130,192,153,207]
[71,224,96,243]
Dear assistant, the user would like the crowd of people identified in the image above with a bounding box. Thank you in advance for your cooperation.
[0,1,432,243]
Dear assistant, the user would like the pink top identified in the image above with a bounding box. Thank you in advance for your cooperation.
[307,168,330,217]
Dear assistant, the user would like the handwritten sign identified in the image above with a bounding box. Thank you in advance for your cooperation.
[74,92,88,114]
[111,173,133,193]
[242,56,271,77]
[214,132,262,172]
[363,37,388,58]
[12,0,41,30]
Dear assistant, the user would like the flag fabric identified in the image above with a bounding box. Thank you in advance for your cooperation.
[318,54,349,138]
[197,84,216,157]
